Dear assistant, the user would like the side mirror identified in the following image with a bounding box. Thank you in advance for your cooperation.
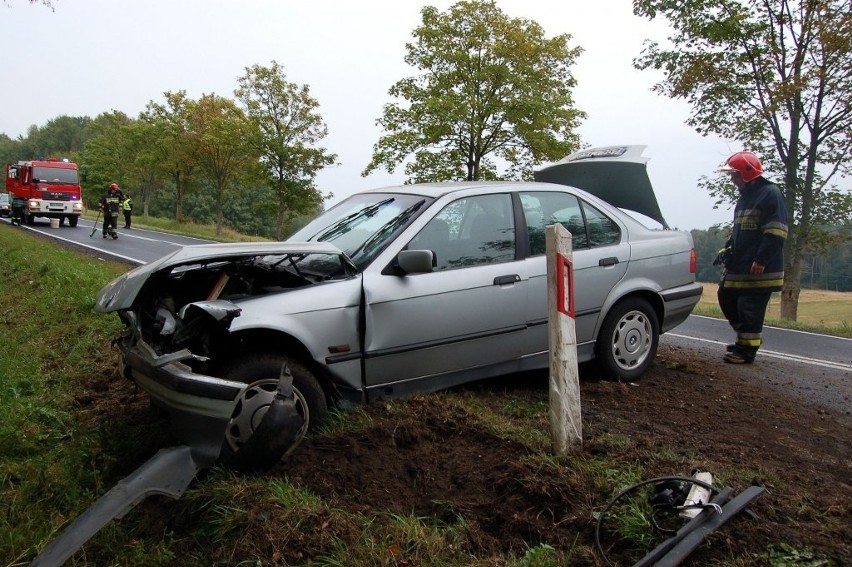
[397,250,435,274]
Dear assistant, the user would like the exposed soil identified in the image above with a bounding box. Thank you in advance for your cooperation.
[83,340,851,566]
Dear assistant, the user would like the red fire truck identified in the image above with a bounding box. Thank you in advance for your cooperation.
[5,159,84,227]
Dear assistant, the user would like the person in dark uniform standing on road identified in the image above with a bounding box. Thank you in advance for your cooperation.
[99,183,124,239]
[122,193,133,228]
[716,151,788,364]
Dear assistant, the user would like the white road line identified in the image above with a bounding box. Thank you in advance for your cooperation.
[666,333,852,371]
[691,314,852,342]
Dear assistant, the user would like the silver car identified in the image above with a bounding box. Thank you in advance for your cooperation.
[96,145,702,470]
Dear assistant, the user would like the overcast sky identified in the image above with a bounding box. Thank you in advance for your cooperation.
[0,0,743,229]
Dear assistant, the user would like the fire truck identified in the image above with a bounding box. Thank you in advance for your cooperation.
[5,159,84,227]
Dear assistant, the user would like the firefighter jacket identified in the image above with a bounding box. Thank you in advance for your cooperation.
[721,177,788,292]
[100,190,124,216]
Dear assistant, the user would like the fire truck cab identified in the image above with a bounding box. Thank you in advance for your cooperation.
[5,159,84,227]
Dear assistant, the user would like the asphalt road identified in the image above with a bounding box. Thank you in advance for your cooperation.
[1,215,214,265]
[5,215,849,412]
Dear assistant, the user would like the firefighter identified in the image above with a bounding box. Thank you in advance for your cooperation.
[122,193,133,228]
[99,183,124,239]
[716,151,788,364]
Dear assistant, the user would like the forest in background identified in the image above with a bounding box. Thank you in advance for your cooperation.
[3,115,850,291]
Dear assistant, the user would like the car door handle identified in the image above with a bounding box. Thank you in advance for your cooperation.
[493,274,521,286]
[599,257,619,267]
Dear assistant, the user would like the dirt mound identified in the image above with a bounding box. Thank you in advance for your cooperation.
[276,343,850,565]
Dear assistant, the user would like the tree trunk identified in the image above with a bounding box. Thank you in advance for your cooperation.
[276,198,288,241]
[174,172,184,222]
[780,245,805,320]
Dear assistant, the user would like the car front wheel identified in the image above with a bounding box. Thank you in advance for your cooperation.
[219,353,329,471]
[596,297,659,382]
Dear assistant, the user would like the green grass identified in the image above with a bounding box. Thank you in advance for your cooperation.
[80,209,270,243]
[696,282,852,338]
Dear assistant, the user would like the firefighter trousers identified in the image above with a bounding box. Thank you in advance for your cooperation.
[717,286,772,362]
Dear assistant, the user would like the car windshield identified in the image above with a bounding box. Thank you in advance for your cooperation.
[289,193,429,269]
[0,194,8,204]
[33,166,78,185]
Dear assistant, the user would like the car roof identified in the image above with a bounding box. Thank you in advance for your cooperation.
[356,180,574,199]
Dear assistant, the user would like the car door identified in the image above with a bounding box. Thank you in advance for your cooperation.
[362,192,527,397]
[519,190,629,360]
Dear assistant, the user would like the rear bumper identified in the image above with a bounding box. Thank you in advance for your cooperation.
[659,282,703,333]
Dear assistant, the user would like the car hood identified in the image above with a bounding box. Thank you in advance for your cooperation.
[95,241,351,313]
[534,145,669,229]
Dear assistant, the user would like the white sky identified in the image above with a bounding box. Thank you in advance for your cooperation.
[0,0,742,229]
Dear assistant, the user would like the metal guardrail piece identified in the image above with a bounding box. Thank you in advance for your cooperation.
[30,445,202,567]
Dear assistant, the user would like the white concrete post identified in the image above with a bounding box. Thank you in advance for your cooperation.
[546,223,582,454]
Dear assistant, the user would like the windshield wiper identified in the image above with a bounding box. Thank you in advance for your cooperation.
[348,200,426,261]
[311,198,395,242]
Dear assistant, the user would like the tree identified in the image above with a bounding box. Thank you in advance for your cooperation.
[235,61,335,240]
[363,0,584,183]
[2,0,55,8]
[634,0,852,320]
[78,111,137,209]
[186,93,260,236]
[142,91,200,222]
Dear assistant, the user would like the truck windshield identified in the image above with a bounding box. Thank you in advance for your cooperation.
[33,167,78,185]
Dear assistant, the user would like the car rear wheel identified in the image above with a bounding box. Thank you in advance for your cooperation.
[596,297,659,382]
[219,353,328,471]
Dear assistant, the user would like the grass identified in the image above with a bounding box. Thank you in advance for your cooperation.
[80,209,270,243]
[0,223,844,566]
[695,282,852,338]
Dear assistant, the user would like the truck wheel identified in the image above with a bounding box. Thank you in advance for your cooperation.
[219,353,328,471]
[595,297,659,382]
[68,216,78,227]
[26,214,35,225]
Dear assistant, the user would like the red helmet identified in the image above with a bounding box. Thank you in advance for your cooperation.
[109,183,119,190]
[720,152,763,183]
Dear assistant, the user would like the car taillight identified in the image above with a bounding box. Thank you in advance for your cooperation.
[689,248,697,274]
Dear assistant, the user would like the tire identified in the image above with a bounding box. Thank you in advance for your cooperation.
[219,353,328,471]
[68,216,78,227]
[595,297,659,382]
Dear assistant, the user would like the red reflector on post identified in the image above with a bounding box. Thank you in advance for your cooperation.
[556,253,575,318]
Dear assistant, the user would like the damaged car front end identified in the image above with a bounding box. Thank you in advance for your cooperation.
[96,241,359,471]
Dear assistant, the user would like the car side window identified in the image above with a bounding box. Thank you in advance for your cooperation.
[582,202,621,247]
[408,194,515,270]
[521,192,621,254]
[521,191,587,254]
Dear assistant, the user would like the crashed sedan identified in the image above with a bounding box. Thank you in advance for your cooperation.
[95,145,702,471]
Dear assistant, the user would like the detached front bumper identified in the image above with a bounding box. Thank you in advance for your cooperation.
[123,339,244,421]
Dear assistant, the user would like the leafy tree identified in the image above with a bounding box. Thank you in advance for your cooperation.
[2,0,55,8]
[634,0,852,320]
[363,0,584,183]
[77,111,138,208]
[10,115,92,162]
[142,91,201,221]
[235,61,335,240]
[186,94,260,236]
[0,134,22,166]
